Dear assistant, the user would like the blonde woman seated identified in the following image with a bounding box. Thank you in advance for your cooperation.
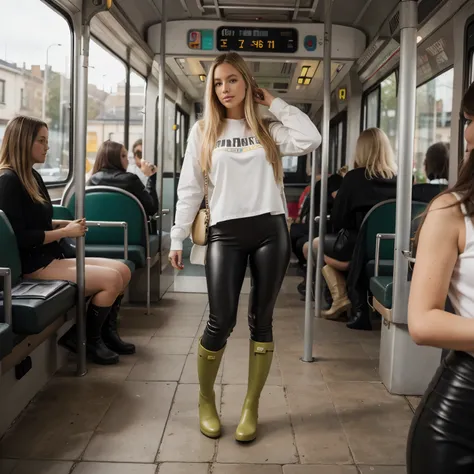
[303,128,397,329]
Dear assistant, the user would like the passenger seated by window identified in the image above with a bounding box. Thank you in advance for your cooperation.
[294,166,347,298]
[412,142,449,203]
[87,140,159,218]
[0,116,135,365]
[127,138,148,186]
[303,128,397,326]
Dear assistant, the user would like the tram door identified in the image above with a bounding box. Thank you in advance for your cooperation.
[157,96,176,297]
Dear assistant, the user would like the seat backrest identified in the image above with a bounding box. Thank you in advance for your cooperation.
[362,200,427,261]
[0,211,22,288]
[67,187,148,247]
[52,205,74,221]
[412,183,447,203]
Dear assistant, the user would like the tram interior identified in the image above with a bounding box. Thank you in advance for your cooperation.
[0,0,471,472]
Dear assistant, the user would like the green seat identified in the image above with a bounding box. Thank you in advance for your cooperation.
[7,283,77,334]
[370,276,393,309]
[65,187,160,313]
[84,245,144,266]
[52,206,138,272]
[361,200,427,278]
[0,322,13,360]
[365,259,394,278]
[0,210,77,337]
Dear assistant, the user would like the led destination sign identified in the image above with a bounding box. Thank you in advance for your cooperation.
[217,27,298,53]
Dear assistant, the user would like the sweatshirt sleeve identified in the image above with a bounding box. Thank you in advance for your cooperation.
[268,98,322,156]
[170,123,205,251]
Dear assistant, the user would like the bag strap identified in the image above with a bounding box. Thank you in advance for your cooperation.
[203,171,210,220]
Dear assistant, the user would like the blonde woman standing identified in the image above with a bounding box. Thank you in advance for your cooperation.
[168,52,320,442]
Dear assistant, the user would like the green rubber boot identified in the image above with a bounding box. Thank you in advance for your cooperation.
[197,342,225,438]
[235,340,274,442]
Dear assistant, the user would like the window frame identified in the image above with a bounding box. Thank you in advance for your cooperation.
[40,0,75,188]
[0,79,5,104]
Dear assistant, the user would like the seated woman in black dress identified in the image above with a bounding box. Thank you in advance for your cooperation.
[0,116,135,365]
[87,140,159,218]
[304,128,398,327]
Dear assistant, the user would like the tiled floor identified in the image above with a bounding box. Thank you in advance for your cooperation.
[0,276,416,474]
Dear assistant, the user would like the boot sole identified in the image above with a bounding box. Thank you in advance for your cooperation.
[200,428,221,439]
[235,432,256,443]
[322,302,352,320]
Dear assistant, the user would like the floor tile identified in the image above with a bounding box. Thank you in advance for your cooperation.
[157,384,220,463]
[127,353,187,382]
[217,385,298,464]
[83,381,176,463]
[145,337,194,355]
[319,358,380,382]
[277,352,324,386]
[9,461,73,474]
[358,467,406,474]
[283,466,358,474]
[0,377,119,460]
[212,464,282,474]
[285,384,352,464]
[0,459,17,474]
[328,382,412,465]
[73,462,157,474]
[406,397,421,412]
[158,463,209,474]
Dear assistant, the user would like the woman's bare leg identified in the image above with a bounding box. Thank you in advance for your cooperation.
[25,259,123,306]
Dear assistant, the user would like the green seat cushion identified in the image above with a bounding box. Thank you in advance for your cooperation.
[0,283,77,335]
[370,276,393,310]
[84,245,146,268]
[365,260,394,278]
[0,323,13,359]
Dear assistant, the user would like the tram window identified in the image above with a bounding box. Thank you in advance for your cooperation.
[413,68,453,183]
[0,0,72,183]
[282,156,299,173]
[380,73,398,155]
[128,70,146,158]
[364,89,379,129]
[163,97,176,173]
[86,40,127,165]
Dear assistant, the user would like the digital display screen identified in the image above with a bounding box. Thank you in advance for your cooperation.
[216,27,298,53]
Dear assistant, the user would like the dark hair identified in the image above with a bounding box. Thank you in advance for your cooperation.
[425,142,449,181]
[92,140,126,174]
[414,81,474,252]
[132,139,142,155]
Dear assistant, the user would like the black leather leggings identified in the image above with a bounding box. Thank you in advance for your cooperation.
[407,350,474,473]
[201,213,291,352]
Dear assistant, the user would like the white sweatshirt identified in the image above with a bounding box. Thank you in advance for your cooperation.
[170,97,321,251]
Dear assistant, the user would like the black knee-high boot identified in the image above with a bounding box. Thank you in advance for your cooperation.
[101,295,136,355]
[86,303,120,364]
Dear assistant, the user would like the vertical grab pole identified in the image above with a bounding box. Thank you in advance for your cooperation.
[157,0,167,301]
[74,21,90,376]
[392,0,417,326]
[303,0,332,362]
[314,0,332,317]
[302,150,317,362]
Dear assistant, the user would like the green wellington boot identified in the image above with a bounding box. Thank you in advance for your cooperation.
[235,340,274,442]
[197,342,225,438]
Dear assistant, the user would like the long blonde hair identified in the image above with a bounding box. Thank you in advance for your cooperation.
[199,52,282,182]
[353,128,397,179]
[0,116,47,203]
